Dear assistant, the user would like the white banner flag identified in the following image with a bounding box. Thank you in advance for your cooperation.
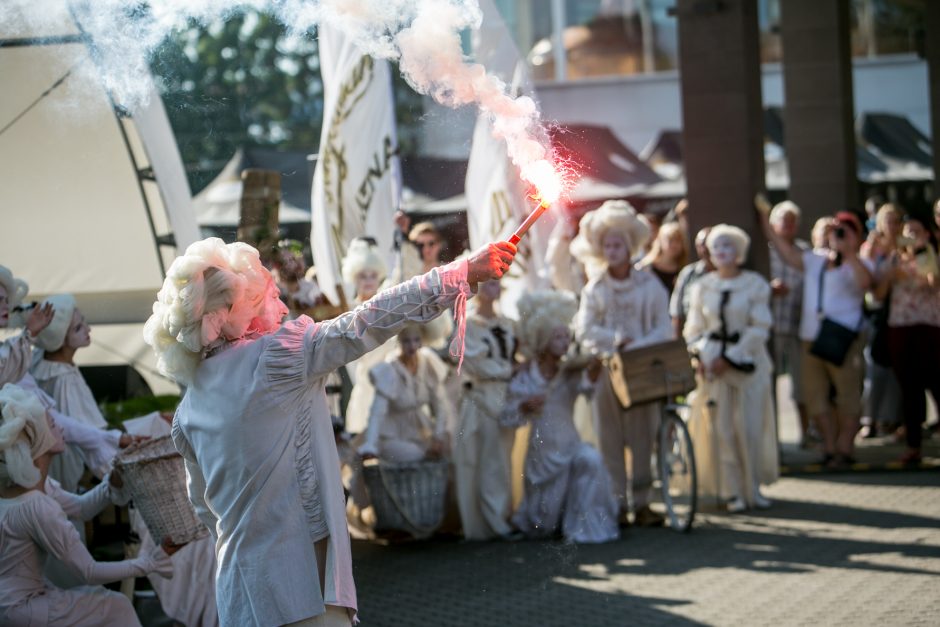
[311,24,401,308]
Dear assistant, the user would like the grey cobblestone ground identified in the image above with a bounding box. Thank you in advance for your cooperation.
[352,471,940,627]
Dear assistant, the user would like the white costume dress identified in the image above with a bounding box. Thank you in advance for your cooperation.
[358,347,452,463]
[172,261,471,627]
[31,360,111,493]
[575,269,672,512]
[503,362,618,544]
[0,488,171,626]
[683,271,779,506]
[124,414,219,627]
[453,312,515,540]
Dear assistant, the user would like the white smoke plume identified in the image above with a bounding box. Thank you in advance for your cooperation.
[2,0,556,193]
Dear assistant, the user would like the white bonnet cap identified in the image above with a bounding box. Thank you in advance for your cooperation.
[342,238,388,287]
[0,383,56,488]
[706,224,751,265]
[570,200,651,267]
[0,266,29,310]
[34,294,76,352]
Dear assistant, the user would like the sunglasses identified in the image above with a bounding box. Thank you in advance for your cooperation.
[414,240,439,249]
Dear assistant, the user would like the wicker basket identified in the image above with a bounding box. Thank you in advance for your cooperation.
[114,436,208,545]
[362,459,448,539]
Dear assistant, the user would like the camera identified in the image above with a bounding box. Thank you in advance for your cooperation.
[834,226,846,239]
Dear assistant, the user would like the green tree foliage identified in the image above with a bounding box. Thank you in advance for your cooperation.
[150,10,324,193]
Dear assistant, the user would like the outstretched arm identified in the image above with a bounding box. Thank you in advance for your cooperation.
[755,193,804,271]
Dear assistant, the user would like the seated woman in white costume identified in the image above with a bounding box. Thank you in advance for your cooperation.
[145,237,515,627]
[571,200,672,527]
[454,279,518,541]
[683,224,778,513]
[0,383,175,627]
[358,324,452,463]
[503,290,619,544]
[342,237,391,436]
[30,294,124,493]
[0,268,133,482]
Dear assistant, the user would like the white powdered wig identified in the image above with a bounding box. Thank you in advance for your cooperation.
[0,383,55,488]
[706,224,751,265]
[570,199,651,268]
[515,289,578,358]
[770,200,801,226]
[0,265,29,311]
[342,238,388,286]
[33,294,77,353]
[144,238,289,386]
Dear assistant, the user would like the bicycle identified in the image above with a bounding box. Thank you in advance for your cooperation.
[607,341,698,533]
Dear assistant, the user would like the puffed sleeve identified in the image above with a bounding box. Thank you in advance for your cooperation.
[632,277,673,349]
[27,494,172,584]
[306,260,472,379]
[49,408,120,478]
[172,417,218,542]
[723,274,772,366]
[683,282,708,356]
[575,281,619,355]
[0,332,34,386]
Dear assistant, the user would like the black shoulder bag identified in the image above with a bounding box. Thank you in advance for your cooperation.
[809,262,862,366]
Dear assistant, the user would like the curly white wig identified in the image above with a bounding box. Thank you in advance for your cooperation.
[0,383,55,488]
[706,224,751,265]
[770,200,801,226]
[0,265,29,310]
[143,238,288,385]
[570,200,651,268]
[515,289,579,358]
[341,238,388,287]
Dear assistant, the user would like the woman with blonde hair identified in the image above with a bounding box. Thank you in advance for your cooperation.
[639,220,690,295]
[684,224,778,512]
[572,199,672,527]
[503,290,618,544]
[148,236,515,626]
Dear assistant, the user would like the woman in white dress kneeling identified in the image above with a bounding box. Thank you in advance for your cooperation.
[683,224,779,513]
[503,290,619,544]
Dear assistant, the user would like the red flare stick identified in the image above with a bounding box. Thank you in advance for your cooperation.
[508,199,551,245]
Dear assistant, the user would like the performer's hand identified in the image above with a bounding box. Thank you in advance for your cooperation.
[119,434,149,448]
[754,192,772,216]
[26,302,55,337]
[710,357,730,376]
[108,469,124,489]
[467,241,517,283]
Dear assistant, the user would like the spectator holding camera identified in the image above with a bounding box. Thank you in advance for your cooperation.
[873,213,940,465]
[757,198,873,468]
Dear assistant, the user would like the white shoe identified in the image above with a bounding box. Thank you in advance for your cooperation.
[726,497,747,513]
[753,493,772,509]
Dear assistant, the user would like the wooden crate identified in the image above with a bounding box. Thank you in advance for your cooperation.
[607,339,695,409]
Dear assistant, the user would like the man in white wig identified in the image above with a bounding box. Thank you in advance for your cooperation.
[683,224,778,512]
[147,237,516,626]
[0,383,176,626]
[572,200,672,527]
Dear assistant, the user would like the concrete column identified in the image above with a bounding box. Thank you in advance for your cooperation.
[677,0,767,273]
[927,1,940,188]
[779,0,857,231]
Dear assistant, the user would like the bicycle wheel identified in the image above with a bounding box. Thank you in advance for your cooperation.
[658,410,697,532]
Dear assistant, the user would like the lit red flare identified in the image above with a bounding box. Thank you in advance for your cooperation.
[509,159,564,245]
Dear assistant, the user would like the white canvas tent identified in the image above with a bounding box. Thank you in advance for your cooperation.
[0,1,199,394]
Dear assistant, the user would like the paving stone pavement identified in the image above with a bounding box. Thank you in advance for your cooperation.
[351,470,940,627]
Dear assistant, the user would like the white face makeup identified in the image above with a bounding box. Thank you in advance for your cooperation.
[545,325,571,358]
[709,236,738,269]
[0,285,8,327]
[602,231,630,267]
[46,415,67,454]
[356,269,381,299]
[65,309,91,349]
[398,328,423,357]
